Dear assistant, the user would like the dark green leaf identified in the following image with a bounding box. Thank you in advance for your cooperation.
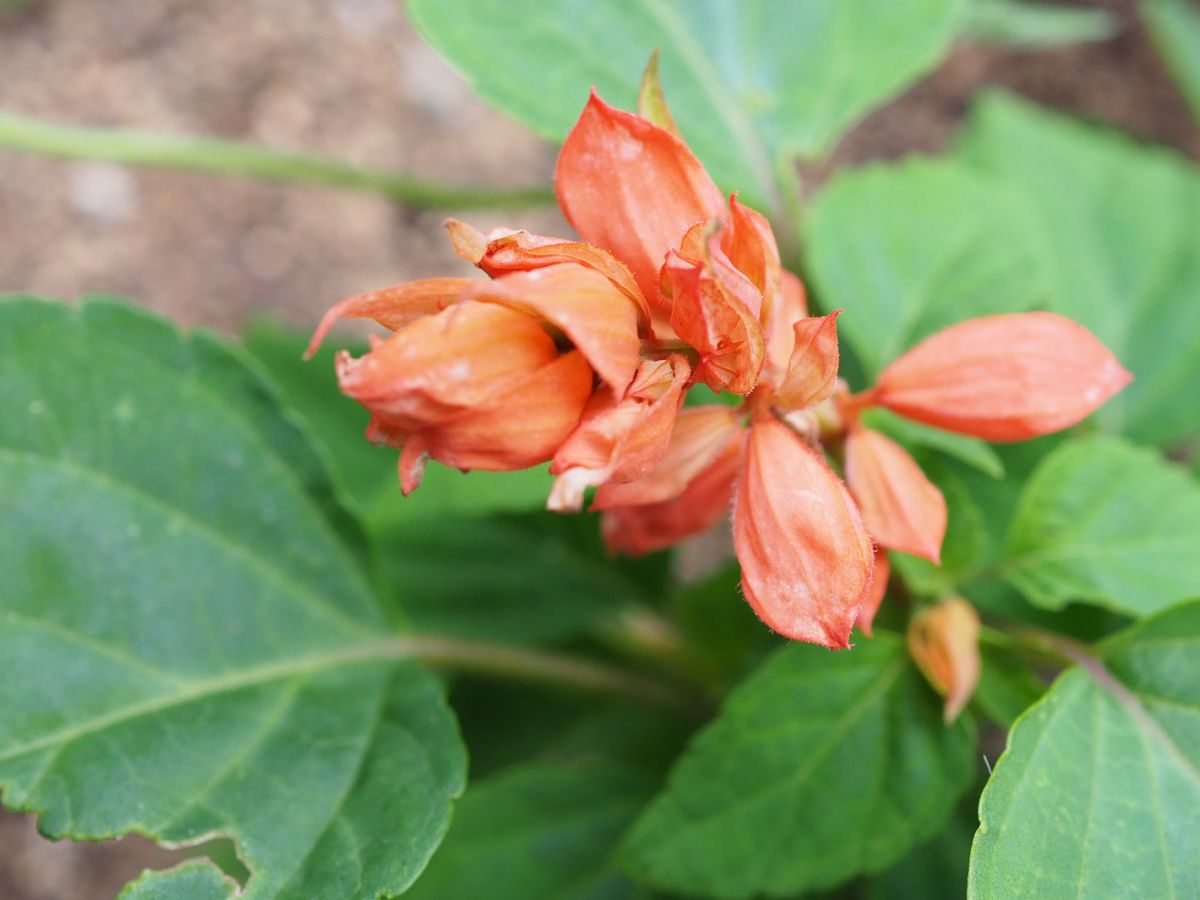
[408,0,965,212]
[619,634,976,898]
[407,761,654,900]
[969,600,1200,898]
[956,92,1200,447]
[1003,436,1200,618]
[864,807,976,900]
[806,158,1051,380]
[376,511,667,644]
[672,562,780,682]
[0,298,466,898]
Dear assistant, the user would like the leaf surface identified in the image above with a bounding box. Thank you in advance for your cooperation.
[0,298,466,899]
[407,761,654,899]
[969,601,1200,898]
[619,634,975,897]
[1003,436,1200,618]
[407,0,964,212]
[805,158,1050,380]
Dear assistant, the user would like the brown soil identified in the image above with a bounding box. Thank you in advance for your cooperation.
[0,0,1195,897]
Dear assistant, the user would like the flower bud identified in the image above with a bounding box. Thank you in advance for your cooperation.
[907,597,981,723]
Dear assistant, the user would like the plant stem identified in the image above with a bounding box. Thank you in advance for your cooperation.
[991,622,1093,668]
[398,634,708,717]
[0,109,556,209]
[773,151,807,274]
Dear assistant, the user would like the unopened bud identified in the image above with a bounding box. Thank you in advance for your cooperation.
[907,597,981,723]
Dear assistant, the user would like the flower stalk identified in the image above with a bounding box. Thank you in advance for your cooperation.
[0,109,555,209]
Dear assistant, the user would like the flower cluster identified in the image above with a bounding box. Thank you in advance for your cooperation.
[311,70,1129,650]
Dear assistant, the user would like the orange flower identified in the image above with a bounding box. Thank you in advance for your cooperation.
[313,60,1131,651]
[597,311,876,649]
[308,248,646,492]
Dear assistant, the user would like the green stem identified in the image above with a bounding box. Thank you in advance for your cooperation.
[773,151,807,275]
[987,622,1093,668]
[0,109,555,209]
[402,634,707,716]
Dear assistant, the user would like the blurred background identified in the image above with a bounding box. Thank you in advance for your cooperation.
[0,0,1196,896]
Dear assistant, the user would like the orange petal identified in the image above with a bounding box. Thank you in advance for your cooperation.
[601,438,741,556]
[593,405,741,510]
[306,278,473,357]
[461,262,641,393]
[337,301,558,430]
[664,245,766,395]
[844,425,946,563]
[556,89,724,310]
[874,312,1132,441]
[446,220,650,324]
[548,355,691,512]
[722,194,780,300]
[856,548,890,637]
[907,597,982,723]
[765,270,810,373]
[733,418,874,648]
[774,311,842,411]
[414,350,593,482]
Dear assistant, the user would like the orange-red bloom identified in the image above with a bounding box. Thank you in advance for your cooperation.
[312,64,1131,652]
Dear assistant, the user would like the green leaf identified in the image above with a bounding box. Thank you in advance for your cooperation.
[1003,436,1200,618]
[0,297,466,898]
[956,91,1200,447]
[865,807,976,900]
[960,0,1118,48]
[969,600,1200,898]
[119,861,237,900]
[242,317,552,531]
[1142,0,1200,124]
[407,760,654,900]
[407,0,965,212]
[805,157,1050,380]
[672,562,780,682]
[619,634,975,898]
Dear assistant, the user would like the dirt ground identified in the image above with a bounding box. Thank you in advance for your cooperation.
[0,0,1196,897]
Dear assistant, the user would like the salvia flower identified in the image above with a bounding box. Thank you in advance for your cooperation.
[312,61,1131,651]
